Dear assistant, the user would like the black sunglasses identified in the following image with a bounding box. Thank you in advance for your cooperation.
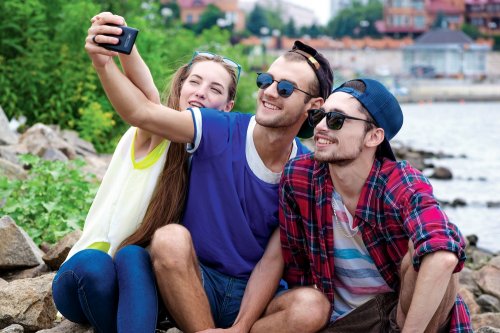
[308,109,375,130]
[256,72,313,98]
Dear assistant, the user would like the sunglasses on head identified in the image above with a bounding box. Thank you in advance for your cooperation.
[308,108,375,130]
[256,72,314,98]
[191,51,242,82]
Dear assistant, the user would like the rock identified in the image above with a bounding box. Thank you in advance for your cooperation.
[467,235,479,247]
[486,201,500,208]
[0,216,44,270]
[19,124,76,161]
[41,148,68,162]
[472,313,500,331]
[477,294,500,313]
[0,277,7,288]
[475,263,500,299]
[0,273,56,331]
[477,327,500,333]
[0,324,24,333]
[42,230,82,271]
[489,256,500,269]
[0,158,27,180]
[459,286,480,314]
[61,130,96,156]
[459,267,481,295]
[470,248,494,269]
[35,319,93,333]
[430,166,453,180]
[450,198,467,207]
[0,263,50,282]
[0,106,19,145]
[401,151,426,171]
[0,146,20,165]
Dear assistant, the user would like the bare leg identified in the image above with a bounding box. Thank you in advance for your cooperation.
[150,224,214,333]
[251,287,330,333]
[397,241,458,333]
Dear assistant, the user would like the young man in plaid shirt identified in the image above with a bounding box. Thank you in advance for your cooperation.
[252,79,471,333]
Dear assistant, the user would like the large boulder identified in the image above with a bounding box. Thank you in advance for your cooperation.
[42,230,82,271]
[0,273,57,331]
[0,216,44,270]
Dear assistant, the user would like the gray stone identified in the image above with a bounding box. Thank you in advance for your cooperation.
[0,324,24,333]
[476,264,500,299]
[477,294,500,313]
[0,216,44,270]
[61,130,96,156]
[0,106,19,145]
[459,267,481,295]
[42,230,82,271]
[19,124,76,161]
[430,166,453,180]
[0,273,56,331]
[36,319,93,333]
[489,256,500,269]
[0,158,27,180]
[0,263,50,282]
[472,313,500,331]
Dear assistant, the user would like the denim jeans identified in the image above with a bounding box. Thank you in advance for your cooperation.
[199,263,287,328]
[52,246,158,333]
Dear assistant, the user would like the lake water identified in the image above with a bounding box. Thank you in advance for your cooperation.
[393,102,500,253]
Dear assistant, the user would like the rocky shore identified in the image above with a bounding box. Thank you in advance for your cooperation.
[1,108,500,332]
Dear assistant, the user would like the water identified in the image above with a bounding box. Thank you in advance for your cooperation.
[393,102,500,253]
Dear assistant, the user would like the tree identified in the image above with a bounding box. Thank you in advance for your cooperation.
[246,4,268,36]
[194,4,225,34]
[284,18,298,37]
[325,0,382,38]
[461,23,482,40]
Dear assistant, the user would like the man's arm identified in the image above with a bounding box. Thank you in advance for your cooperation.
[401,251,458,333]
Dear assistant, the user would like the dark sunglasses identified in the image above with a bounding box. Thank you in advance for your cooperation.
[256,72,313,98]
[308,109,375,130]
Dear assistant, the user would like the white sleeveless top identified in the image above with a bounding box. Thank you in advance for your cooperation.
[65,127,170,261]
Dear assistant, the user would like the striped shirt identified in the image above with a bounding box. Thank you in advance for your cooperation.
[331,190,392,321]
[279,153,472,332]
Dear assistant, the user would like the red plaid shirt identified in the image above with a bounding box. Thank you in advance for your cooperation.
[279,153,472,332]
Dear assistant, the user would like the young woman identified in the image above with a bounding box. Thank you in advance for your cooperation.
[52,13,240,333]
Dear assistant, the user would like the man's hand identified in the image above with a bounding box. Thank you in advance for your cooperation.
[85,12,125,68]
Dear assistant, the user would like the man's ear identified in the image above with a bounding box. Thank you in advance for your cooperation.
[307,97,324,110]
[365,127,385,148]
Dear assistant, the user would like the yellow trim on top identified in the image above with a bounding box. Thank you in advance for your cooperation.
[87,241,111,253]
[131,129,169,170]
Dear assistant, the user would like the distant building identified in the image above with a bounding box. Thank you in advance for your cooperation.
[240,0,317,27]
[162,0,246,31]
[465,0,500,36]
[403,28,491,77]
[379,0,465,36]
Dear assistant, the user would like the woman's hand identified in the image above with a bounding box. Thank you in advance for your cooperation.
[85,12,126,68]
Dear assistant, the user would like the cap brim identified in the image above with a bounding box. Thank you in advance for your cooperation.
[377,138,396,161]
[297,120,314,139]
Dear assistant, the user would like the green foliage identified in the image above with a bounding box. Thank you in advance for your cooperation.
[194,4,225,34]
[461,23,483,40]
[284,18,298,38]
[246,4,269,36]
[326,0,382,38]
[0,155,99,245]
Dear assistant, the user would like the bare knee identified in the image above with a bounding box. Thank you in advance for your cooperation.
[286,288,331,331]
[150,224,194,270]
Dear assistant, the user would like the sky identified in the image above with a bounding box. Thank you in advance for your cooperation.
[285,0,332,25]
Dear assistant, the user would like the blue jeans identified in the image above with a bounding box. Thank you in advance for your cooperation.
[52,246,158,333]
[199,263,287,328]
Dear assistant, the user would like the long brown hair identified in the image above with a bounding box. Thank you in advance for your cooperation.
[117,55,238,250]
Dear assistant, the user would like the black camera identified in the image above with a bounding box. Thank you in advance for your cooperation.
[97,24,139,55]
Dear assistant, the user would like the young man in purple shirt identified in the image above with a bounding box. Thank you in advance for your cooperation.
[88,25,335,332]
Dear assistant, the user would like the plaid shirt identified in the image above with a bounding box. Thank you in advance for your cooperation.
[279,153,472,332]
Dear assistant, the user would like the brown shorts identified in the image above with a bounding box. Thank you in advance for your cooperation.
[319,293,450,333]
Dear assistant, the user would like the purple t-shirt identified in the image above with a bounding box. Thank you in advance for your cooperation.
[183,108,309,279]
